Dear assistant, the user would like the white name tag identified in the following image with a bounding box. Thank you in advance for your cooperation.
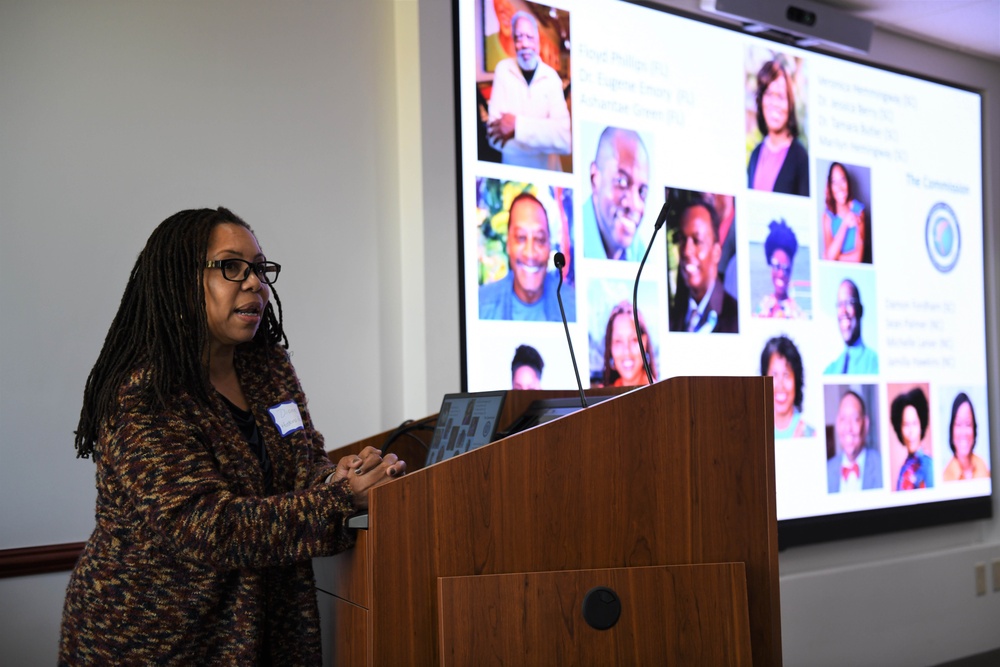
[268,401,304,437]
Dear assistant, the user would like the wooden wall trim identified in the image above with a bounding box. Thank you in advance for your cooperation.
[0,542,84,579]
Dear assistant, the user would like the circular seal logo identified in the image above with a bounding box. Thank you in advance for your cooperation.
[925,202,960,273]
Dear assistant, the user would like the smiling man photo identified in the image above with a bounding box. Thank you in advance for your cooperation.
[668,197,738,333]
[824,278,879,374]
[583,126,650,261]
[486,9,571,171]
[479,192,574,322]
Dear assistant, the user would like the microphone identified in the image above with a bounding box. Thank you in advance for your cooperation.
[651,200,670,232]
[553,252,588,409]
[632,201,670,385]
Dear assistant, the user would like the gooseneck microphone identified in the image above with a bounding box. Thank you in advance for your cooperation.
[553,252,588,409]
[632,201,670,386]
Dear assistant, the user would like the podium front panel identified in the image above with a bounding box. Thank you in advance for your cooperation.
[438,563,752,666]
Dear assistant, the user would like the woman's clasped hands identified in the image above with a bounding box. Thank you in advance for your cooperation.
[331,445,406,510]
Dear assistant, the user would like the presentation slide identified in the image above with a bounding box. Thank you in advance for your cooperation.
[455,0,990,526]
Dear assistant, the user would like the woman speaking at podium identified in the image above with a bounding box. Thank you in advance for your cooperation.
[60,208,405,665]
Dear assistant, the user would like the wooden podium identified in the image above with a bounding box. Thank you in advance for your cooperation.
[324,376,780,666]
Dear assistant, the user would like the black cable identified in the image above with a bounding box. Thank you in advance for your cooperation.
[399,429,432,451]
[380,419,435,455]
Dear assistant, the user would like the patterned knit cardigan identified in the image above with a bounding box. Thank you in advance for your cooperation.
[60,344,356,665]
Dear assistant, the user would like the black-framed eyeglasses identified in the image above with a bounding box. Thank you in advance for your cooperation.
[205,259,281,285]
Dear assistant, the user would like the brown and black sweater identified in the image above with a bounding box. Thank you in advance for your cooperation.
[60,344,355,665]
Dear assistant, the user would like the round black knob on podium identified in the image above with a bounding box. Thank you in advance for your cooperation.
[581,586,621,630]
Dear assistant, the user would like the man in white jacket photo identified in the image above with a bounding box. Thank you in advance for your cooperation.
[486,9,571,171]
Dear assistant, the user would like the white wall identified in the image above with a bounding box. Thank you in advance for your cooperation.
[0,0,414,661]
[1,0,998,664]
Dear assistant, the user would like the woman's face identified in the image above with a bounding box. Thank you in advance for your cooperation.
[952,401,975,457]
[761,73,790,135]
[766,353,795,419]
[203,223,270,354]
[610,313,645,386]
[770,248,791,300]
[901,404,922,453]
[830,165,849,206]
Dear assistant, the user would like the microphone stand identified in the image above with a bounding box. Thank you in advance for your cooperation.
[632,201,670,385]
[554,252,587,409]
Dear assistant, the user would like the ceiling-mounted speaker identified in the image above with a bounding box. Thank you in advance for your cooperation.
[701,0,874,54]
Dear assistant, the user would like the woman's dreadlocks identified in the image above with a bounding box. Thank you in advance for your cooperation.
[74,207,287,459]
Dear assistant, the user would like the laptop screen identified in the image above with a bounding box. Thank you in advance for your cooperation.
[500,394,616,439]
[425,390,507,467]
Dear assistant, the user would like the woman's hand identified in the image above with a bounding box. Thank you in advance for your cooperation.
[331,446,406,510]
